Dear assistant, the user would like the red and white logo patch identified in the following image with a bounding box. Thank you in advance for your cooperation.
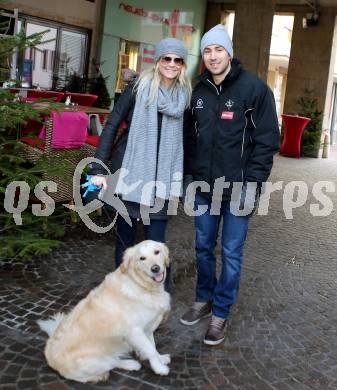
[221,111,234,120]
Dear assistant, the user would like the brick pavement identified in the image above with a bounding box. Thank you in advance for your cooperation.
[1,154,337,389]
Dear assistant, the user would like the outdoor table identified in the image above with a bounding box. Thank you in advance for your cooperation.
[280,114,311,158]
[62,105,110,115]
[30,102,110,115]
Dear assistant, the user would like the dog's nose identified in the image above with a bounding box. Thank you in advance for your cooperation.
[151,264,160,273]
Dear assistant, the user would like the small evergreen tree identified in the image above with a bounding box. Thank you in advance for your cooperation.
[0,10,73,260]
[89,72,111,109]
[297,89,322,158]
[64,72,86,93]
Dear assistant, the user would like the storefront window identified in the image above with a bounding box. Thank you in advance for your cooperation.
[115,39,155,93]
[16,18,89,90]
[55,29,88,90]
[100,1,206,101]
[24,22,57,89]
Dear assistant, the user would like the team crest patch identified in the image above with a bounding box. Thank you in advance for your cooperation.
[225,99,234,109]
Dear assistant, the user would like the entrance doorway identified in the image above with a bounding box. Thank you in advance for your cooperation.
[268,14,294,124]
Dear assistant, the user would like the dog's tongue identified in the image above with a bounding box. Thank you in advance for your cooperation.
[154,272,164,283]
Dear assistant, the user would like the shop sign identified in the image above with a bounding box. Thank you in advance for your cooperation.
[142,47,155,64]
[119,3,196,36]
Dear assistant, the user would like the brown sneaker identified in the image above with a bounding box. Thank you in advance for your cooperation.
[204,315,228,345]
[180,302,212,326]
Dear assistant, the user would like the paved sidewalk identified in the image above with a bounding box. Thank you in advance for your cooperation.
[1,153,337,389]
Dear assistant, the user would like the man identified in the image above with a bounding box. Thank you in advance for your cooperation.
[181,24,280,345]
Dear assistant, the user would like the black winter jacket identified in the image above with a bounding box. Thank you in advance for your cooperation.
[89,82,164,175]
[184,59,280,200]
[88,82,168,220]
[89,82,136,176]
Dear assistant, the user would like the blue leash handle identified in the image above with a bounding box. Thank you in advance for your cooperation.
[81,175,102,198]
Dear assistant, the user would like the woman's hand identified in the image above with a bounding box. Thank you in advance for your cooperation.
[90,175,108,190]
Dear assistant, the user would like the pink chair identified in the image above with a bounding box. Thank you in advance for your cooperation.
[18,111,89,203]
[64,92,98,107]
[38,111,88,149]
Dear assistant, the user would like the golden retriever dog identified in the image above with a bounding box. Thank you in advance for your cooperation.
[37,240,171,383]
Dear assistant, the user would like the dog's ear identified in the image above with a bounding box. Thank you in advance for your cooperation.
[120,247,134,273]
[161,244,170,267]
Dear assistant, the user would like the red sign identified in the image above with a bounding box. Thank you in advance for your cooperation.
[143,57,154,64]
[143,48,155,55]
[221,111,234,120]
[119,3,195,34]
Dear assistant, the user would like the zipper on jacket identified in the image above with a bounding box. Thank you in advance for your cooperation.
[207,79,220,96]
[206,79,220,189]
[241,115,248,182]
[194,121,199,137]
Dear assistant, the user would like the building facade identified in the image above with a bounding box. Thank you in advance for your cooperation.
[206,0,337,146]
[98,0,207,100]
[2,0,103,89]
[3,0,337,146]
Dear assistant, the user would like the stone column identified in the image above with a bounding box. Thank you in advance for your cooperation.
[232,0,276,81]
[283,9,336,128]
[204,2,222,31]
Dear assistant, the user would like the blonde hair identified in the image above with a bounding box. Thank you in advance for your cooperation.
[134,61,192,107]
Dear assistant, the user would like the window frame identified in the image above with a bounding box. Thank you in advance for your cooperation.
[17,14,91,90]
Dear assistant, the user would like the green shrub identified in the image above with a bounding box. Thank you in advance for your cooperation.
[297,89,322,158]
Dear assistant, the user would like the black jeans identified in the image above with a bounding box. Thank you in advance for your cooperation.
[114,214,171,292]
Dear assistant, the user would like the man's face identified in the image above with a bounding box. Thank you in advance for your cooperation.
[203,45,231,75]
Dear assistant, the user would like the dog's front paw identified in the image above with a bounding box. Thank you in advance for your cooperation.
[125,360,142,371]
[159,354,171,365]
[118,359,142,371]
[150,359,169,376]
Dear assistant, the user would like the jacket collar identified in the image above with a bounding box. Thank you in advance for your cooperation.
[197,58,243,92]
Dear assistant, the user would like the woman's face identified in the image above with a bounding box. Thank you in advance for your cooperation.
[158,53,184,83]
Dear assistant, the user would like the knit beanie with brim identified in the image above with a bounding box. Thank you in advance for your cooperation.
[154,38,188,62]
[200,24,233,58]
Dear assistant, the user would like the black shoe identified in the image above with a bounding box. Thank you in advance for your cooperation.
[180,302,212,326]
[204,315,228,345]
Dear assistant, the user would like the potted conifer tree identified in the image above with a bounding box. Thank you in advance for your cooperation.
[297,89,323,158]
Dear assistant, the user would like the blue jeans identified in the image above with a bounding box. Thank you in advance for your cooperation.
[114,215,171,291]
[194,193,250,319]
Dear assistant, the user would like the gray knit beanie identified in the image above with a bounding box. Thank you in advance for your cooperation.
[154,38,188,62]
[200,24,233,58]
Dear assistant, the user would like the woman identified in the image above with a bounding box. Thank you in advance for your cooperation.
[89,38,191,291]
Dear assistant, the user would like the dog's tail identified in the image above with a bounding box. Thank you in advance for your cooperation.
[37,312,64,337]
